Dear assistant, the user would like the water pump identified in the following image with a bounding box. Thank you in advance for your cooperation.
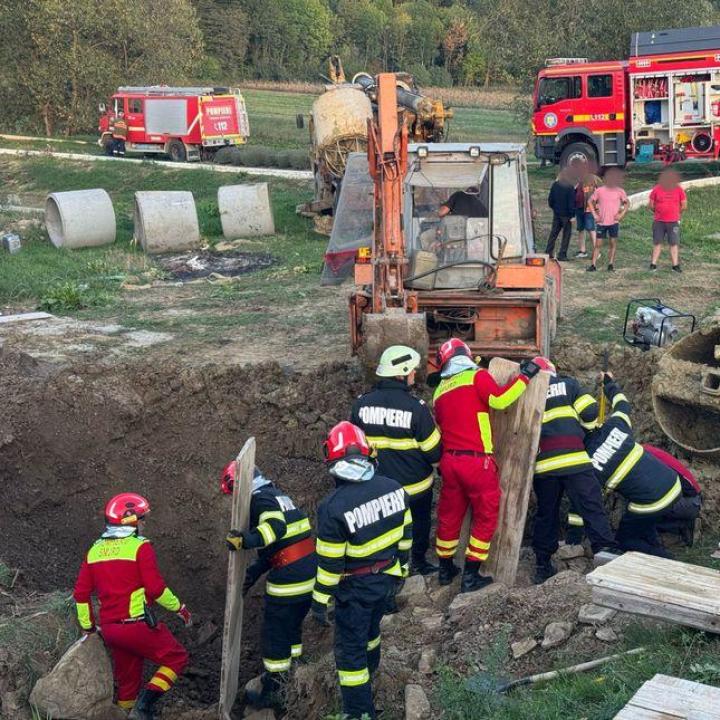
[623,299,695,349]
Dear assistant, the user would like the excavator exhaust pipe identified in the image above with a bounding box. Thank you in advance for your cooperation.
[652,319,720,457]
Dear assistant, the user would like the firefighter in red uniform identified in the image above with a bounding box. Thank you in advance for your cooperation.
[430,339,541,592]
[73,494,190,720]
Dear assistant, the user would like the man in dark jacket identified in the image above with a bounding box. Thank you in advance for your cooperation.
[545,169,576,260]
[351,345,441,577]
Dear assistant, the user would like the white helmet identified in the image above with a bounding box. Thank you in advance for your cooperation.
[376,345,421,378]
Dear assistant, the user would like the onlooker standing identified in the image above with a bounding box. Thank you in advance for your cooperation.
[586,167,629,272]
[545,169,576,260]
[575,173,602,259]
[649,167,687,273]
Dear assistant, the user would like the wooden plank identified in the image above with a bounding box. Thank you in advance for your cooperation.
[0,312,53,324]
[218,437,256,720]
[484,358,550,586]
[591,586,720,634]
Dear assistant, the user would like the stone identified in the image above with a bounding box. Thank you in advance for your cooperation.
[380,613,397,630]
[578,604,616,625]
[399,574,426,598]
[595,627,619,643]
[448,582,504,619]
[429,584,456,607]
[418,647,437,674]
[541,621,574,649]
[420,614,443,632]
[29,634,124,720]
[244,674,263,697]
[555,544,586,560]
[412,606,432,617]
[511,637,538,659]
[195,620,218,646]
[405,683,431,720]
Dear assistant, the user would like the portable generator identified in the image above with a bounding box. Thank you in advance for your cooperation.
[623,298,696,349]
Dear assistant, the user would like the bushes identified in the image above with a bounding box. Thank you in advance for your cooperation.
[214,145,310,170]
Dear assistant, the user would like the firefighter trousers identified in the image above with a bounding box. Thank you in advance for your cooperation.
[334,574,393,720]
[101,621,188,708]
[261,594,312,680]
[616,507,671,558]
[436,454,500,564]
[532,469,615,560]
[408,489,432,562]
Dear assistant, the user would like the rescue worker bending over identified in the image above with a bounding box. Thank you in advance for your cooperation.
[431,338,540,592]
[351,345,441,577]
[585,373,684,557]
[73,494,190,720]
[224,466,316,710]
[312,422,412,720]
[532,357,617,584]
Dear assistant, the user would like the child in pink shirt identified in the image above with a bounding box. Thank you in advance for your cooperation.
[649,167,687,273]
[586,167,629,272]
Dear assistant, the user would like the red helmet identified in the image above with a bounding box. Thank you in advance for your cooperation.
[436,337,472,368]
[220,460,236,495]
[105,493,150,526]
[324,421,371,464]
[533,356,556,373]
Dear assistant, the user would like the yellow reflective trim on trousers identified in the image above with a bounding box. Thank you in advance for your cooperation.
[317,567,342,586]
[346,526,403,557]
[433,370,476,403]
[259,510,285,523]
[156,586,181,612]
[316,538,346,558]
[612,411,632,427]
[150,676,171,692]
[469,536,491,550]
[612,393,628,408]
[76,602,93,629]
[543,406,579,423]
[477,412,494,453]
[436,537,459,549]
[257,522,277,545]
[628,478,682,514]
[418,428,441,452]
[338,668,370,687]
[465,548,489,561]
[489,378,526,410]
[87,536,146,563]
[567,513,584,527]
[574,394,597,413]
[128,588,146,618]
[607,444,644,490]
[266,578,315,597]
[385,559,403,578]
[404,474,434,496]
[366,436,420,451]
[284,517,311,538]
[367,635,381,651]
[117,699,136,709]
[264,657,292,672]
[398,539,412,551]
[157,666,177,683]
[291,644,303,657]
[312,589,331,604]
[535,451,591,474]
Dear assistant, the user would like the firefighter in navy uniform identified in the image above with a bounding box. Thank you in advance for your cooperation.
[312,421,412,720]
[585,373,684,557]
[532,357,616,584]
[351,345,441,577]
[224,466,316,709]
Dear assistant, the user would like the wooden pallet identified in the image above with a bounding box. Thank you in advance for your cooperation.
[613,673,720,719]
[586,551,720,634]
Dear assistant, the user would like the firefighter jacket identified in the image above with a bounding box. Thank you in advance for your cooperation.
[73,534,181,630]
[111,118,128,140]
[312,473,413,607]
[433,368,528,452]
[246,484,316,603]
[643,444,701,497]
[350,379,441,497]
[584,378,682,514]
[535,374,598,476]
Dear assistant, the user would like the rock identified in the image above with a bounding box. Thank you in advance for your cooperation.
[420,614,443,632]
[578,604,616,625]
[595,626,619,643]
[541,621,574,649]
[380,614,397,630]
[405,683,431,720]
[412,606,432,617]
[555,544,586,560]
[448,583,504,619]
[244,674,263,697]
[511,637,538,659]
[399,574,426,598]
[195,620,218,646]
[29,634,123,720]
[429,584,456,607]
[418,647,437,674]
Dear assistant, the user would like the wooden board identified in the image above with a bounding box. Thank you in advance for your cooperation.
[587,551,720,634]
[0,312,53,324]
[484,358,550,586]
[613,673,720,719]
[218,437,255,720]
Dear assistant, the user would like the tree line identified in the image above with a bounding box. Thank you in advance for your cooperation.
[0,0,717,135]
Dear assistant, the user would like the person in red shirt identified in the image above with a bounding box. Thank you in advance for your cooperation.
[73,493,191,720]
[430,339,541,593]
[649,167,687,273]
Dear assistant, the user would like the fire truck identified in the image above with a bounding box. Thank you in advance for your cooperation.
[533,25,720,166]
[98,86,250,162]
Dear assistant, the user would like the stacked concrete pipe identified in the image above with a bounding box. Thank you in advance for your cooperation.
[45,189,116,248]
[134,191,200,254]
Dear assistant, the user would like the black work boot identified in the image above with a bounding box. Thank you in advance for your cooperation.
[460,560,493,594]
[533,557,557,585]
[128,689,162,720]
[438,558,460,586]
[565,527,584,546]
[411,555,439,575]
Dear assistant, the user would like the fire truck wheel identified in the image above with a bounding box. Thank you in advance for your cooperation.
[167,139,187,162]
[559,141,596,168]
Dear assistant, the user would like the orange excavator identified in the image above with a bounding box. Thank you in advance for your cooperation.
[328,73,561,372]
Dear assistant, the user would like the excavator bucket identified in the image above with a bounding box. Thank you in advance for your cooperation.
[358,309,429,380]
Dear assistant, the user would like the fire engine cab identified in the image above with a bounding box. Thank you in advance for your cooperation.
[98,86,250,162]
[533,25,720,166]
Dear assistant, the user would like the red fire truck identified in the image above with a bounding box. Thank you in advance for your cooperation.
[98,86,250,162]
[532,25,720,166]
